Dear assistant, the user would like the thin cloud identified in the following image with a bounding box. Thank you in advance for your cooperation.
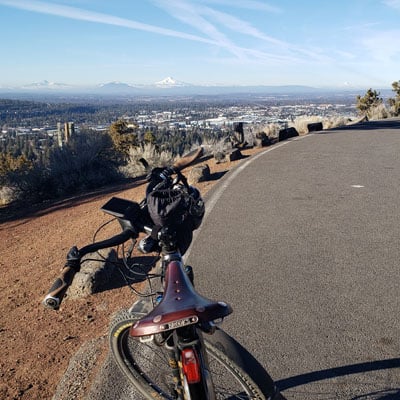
[152,0,247,59]
[153,0,330,63]
[382,0,400,11]
[361,29,400,61]
[202,7,286,46]
[0,0,331,67]
[194,0,282,13]
[201,6,329,61]
[0,0,216,45]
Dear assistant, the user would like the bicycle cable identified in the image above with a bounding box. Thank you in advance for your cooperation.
[88,216,163,298]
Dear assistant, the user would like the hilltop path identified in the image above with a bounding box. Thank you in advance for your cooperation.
[187,119,400,399]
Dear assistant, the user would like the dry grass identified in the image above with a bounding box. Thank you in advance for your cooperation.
[120,143,175,178]
[368,103,389,120]
[289,115,352,134]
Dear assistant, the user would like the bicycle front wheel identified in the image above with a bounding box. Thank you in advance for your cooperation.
[109,310,282,399]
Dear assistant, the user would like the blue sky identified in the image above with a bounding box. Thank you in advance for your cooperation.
[0,0,399,88]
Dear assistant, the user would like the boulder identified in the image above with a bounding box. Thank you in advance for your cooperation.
[307,122,323,132]
[278,127,299,141]
[254,132,271,148]
[228,148,243,162]
[214,152,226,164]
[66,249,117,299]
[188,164,210,184]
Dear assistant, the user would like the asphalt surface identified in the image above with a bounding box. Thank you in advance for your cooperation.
[77,119,400,400]
[186,119,400,399]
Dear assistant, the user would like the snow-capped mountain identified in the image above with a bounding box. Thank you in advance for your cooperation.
[155,77,190,87]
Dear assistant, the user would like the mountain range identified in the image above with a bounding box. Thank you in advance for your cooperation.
[0,77,383,98]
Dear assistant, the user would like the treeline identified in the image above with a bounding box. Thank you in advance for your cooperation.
[1,132,54,162]
[0,98,247,127]
[0,99,114,127]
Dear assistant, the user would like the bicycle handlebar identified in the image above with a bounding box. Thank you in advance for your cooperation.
[43,147,204,310]
[43,229,135,310]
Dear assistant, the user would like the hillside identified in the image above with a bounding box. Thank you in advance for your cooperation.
[0,146,263,400]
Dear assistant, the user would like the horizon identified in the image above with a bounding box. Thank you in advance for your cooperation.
[0,77,396,91]
[0,0,399,89]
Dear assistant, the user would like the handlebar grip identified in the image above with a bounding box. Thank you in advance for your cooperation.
[42,265,78,310]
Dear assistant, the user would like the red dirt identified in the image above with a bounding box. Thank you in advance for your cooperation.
[0,148,262,400]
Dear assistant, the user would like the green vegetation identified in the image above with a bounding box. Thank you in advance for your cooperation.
[356,89,383,117]
[0,122,227,206]
[356,81,400,119]
[388,80,400,116]
[109,120,138,157]
[1,130,121,204]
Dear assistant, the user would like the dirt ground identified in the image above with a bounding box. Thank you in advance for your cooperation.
[0,147,264,400]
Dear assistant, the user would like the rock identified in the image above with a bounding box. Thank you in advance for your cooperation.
[66,249,117,299]
[227,149,243,162]
[254,132,271,148]
[278,127,299,141]
[214,152,226,164]
[188,164,210,184]
[52,337,106,400]
[307,122,323,132]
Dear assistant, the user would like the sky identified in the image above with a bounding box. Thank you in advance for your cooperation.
[0,0,399,89]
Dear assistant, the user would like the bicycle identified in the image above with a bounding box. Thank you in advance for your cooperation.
[43,148,285,399]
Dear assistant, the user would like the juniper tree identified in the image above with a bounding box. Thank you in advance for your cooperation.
[108,120,138,157]
[356,88,383,117]
[388,80,400,116]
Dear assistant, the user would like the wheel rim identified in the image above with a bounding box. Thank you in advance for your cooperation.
[116,328,260,399]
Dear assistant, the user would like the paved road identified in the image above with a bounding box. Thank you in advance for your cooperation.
[186,119,400,399]
[82,119,400,400]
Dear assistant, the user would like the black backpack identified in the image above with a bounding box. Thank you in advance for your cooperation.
[147,187,187,228]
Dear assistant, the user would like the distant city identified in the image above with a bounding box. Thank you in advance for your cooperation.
[0,89,373,204]
[1,90,361,145]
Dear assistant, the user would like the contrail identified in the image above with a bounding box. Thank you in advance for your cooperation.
[0,0,217,45]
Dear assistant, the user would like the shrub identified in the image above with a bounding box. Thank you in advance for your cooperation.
[8,163,53,203]
[289,116,322,135]
[368,103,389,120]
[48,130,121,196]
[6,130,122,205]
[121,143,175,178]
[248,123,280,142]
[323,116,351,129]
[388,80,400,116]
[0,186,15,206]
[261,123,281,139]
[200,137,232,156]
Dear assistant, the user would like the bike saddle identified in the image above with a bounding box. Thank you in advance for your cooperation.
[129,261,232,337]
